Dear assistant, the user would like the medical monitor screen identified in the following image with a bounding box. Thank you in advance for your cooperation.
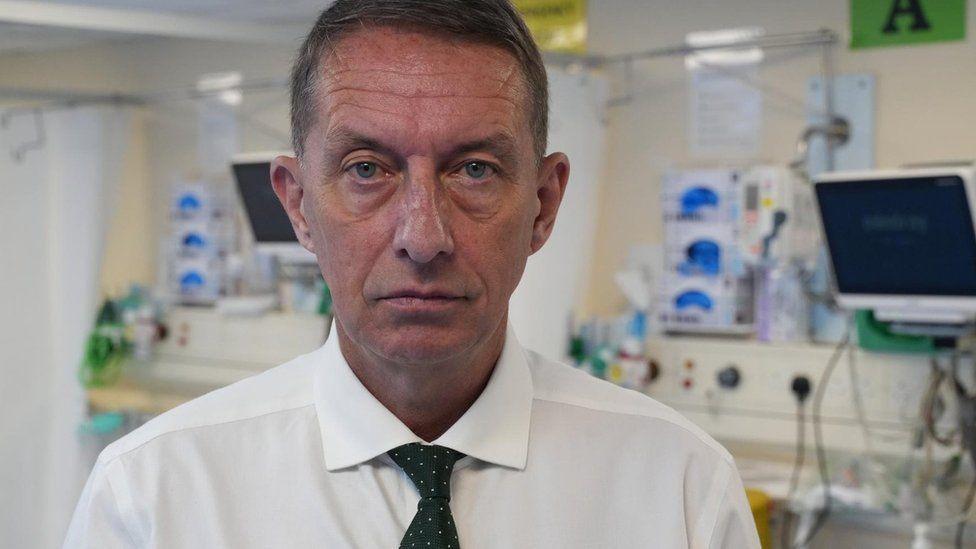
[233,161,296,243]
[816,175,976,296]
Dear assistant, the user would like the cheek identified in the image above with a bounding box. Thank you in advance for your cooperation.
[335,180,399,217]
[455,200,534,294]
[445,181,504,219]
[306,189,390,295]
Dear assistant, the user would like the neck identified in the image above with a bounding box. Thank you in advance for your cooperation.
[336,316,507,442]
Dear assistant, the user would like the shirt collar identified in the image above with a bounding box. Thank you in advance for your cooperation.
[312,321,533,472]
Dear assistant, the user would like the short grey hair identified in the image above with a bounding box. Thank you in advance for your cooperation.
[289,0,549,161]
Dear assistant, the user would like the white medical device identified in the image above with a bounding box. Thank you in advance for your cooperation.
[814,167,976,325]
[231,151,316,264]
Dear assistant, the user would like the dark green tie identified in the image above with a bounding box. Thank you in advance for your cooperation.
[388,443,465,549]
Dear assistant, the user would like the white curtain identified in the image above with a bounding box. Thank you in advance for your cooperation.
[0,105,130,548]
[509,68,609,361]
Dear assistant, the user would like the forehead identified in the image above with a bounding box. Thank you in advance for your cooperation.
[313,26,531,154]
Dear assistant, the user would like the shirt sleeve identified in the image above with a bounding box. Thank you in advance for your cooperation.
[705,462,761,549]
[63,459,139,549]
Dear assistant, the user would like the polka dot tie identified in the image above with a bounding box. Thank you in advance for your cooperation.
[388,443,465,549]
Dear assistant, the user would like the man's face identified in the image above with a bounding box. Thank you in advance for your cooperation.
[274,27,567,365]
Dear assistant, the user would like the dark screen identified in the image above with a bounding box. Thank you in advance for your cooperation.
[233,162,297,243]
[815,175,976,296]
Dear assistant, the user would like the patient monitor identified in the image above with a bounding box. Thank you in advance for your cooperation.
[814,167,976,325]
[231,151,316,264]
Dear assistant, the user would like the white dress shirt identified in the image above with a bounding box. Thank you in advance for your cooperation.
[65,324,760,548]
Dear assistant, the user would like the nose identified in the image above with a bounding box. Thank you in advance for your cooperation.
[392,167,454,264]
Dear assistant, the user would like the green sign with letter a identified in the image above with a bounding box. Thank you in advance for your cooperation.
[850,0,967,49]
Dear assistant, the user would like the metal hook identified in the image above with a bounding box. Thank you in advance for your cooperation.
[790,116,850,180]
[10,108,46,163]
[1,108,46,163]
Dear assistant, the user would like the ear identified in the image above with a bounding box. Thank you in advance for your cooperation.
[530,152,570,255]
[270,155,317,254]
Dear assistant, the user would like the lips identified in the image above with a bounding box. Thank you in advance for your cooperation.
[378,289,466,313]
[383,290,464,300]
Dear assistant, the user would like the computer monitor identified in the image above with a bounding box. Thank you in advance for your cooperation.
[814,167,976,324]
[231,151,316,264]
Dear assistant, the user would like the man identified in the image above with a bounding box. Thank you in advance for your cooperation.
[65,1,760,547]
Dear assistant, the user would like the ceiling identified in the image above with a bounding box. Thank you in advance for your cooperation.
[0,22,112,53]
[48,0,334,25]
[0,0,334,53]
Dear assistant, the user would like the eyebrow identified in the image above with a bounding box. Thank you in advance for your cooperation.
[323,127,397,161]
[447,133,521,168]
[322,127,522,168]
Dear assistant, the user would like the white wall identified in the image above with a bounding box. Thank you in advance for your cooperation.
[0,37,297,294]
[584,0,976,313]
[1,4,974,544]
[4,0,974,316]
[0,35,610,362]
[510,68,609,360]
[5,1,972,317]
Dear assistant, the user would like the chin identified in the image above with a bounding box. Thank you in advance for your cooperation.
[371,324,478,365]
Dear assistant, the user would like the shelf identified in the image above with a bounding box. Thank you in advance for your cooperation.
[87,378,193,416]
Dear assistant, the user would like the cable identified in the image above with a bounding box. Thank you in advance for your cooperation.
[921,477,976,528]
[903,348,976,545]
[845,338,892,496]
[794,321,851,548]
[781,398,807,549]
[846,343,871,446]
[953,347,976,548]
[955,477,976,549]
[789,403,807,494]
[780,375,813,548]
[922,357,957,446]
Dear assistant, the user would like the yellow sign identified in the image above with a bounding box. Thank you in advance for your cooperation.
[515,0,587,54]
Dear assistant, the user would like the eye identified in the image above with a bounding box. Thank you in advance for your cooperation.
[353,162,378,179]
[463,161,493,180]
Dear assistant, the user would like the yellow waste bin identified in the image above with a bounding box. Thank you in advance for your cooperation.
[746,488,771,548]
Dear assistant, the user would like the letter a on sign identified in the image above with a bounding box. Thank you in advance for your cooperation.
[882,0,931,33]
[850,0,965,49]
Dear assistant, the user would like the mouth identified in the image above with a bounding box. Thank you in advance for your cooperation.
[378,290,467,313]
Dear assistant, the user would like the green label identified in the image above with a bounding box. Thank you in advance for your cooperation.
[850,0,966,49]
